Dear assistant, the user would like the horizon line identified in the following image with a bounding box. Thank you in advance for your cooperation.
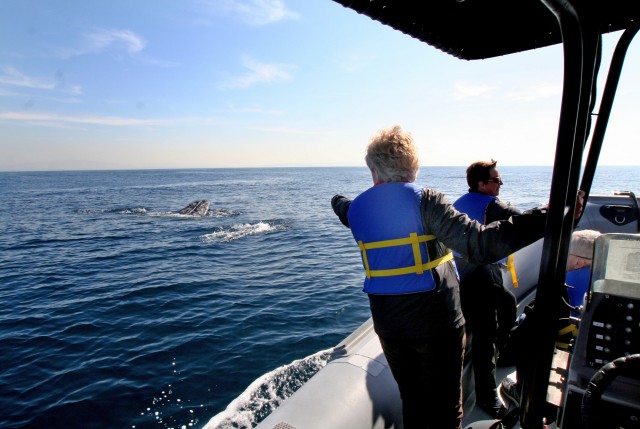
[2,164,638,174]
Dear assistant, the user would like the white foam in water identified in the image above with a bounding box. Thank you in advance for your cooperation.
[122,207,149,214]
[201,222,283,243]
[203,348,333,429]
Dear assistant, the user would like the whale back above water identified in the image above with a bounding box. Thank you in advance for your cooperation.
[177,200,210,216]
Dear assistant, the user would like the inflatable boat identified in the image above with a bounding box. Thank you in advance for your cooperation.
[255,1,640,428]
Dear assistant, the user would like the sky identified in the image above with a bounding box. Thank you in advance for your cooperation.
[1,0,639,171]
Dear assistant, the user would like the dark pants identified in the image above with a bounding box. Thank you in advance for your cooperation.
[379,325,466,429]
[460,264,516,403]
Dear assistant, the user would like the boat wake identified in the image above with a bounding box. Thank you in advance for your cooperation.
[203,348,334,429]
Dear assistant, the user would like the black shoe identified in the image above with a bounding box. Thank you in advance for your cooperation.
[500,377,521,408]
[477,397,508,419]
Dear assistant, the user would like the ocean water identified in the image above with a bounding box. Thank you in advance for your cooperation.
[1,166,638,429]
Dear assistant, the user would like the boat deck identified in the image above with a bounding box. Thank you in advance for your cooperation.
[463,348,570,429]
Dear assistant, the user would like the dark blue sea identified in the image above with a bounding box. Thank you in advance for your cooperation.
[1,166,639,429]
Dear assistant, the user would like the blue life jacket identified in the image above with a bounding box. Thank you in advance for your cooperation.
[347,182,453,294]
[453,192,497,225]
[565,267,591,316]
[452,192,507,265]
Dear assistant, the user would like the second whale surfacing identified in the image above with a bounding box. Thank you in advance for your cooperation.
[177,200,210,216]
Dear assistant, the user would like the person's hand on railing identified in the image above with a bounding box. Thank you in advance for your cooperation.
[575,190,585,220]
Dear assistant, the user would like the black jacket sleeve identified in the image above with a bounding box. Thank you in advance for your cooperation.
[485,198,522,223]
[421,188,546,264]
[331,189,547,265]
[331,194,351,228]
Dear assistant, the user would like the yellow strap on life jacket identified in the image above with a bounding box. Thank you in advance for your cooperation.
[557,323,579,337]
[506,254,518,288]
[358,232,453,278]
[556,322,578,350]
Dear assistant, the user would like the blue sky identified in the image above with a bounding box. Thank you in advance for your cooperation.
[1,0,639,171]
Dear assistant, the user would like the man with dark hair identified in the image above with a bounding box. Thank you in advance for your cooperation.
[453,159,521,418]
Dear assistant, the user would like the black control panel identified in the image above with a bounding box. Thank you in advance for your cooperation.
[561,234,640,428]
[586,294,640,368]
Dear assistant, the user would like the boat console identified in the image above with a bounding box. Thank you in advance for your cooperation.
[561,233,640,428]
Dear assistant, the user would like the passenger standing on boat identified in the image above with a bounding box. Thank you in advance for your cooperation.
[452,159,520,418]
[330,125,581,429]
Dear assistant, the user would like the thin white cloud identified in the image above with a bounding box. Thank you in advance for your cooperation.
[337,53,376,73]
[251,125,332,135]
[0,66,57,90]
[59,29,178,67]
[508,83,562,101]
[453,82,497,99]
[86,29,146,54]
[0,111,221,128]
[235,0,298,25]
[58,29,146,59]
[0,67,83,101]
[218,56,294,89]
[195,0,298,26]
[0,111,160,126]
[228,105,284,115]
[135,56,182,68]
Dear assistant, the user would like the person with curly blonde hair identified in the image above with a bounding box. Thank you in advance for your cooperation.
[365,125,420,183]
[332,125,581,429]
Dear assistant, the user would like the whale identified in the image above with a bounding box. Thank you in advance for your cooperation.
[176,200,210,216]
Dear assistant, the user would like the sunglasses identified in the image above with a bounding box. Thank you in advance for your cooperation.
[484,177,503,184]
